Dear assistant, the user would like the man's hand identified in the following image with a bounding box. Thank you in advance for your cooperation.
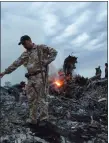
[0,72,5,78]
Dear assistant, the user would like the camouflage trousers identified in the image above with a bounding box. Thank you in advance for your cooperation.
[25,75,48,122]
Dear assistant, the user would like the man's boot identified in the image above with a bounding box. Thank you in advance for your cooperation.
[38,113,49,126]
[26,118,37,125]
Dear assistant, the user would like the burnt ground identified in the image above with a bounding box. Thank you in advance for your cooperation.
[0,78,108,143]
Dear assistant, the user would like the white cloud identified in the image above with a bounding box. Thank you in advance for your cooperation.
[76,10,91,26]
[71,32,89,46]
[97,10,107,22]
[71,33,90,51]
[55,2,90,17]
[51,24,78,44]
[51,10,92,44]
[85,42,106,51]
[51,35,64,44]
[64,24,78,37]
[88,39,99,46]
[42,13,59,36]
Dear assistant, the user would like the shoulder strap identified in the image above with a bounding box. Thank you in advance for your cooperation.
[36,45,45,87]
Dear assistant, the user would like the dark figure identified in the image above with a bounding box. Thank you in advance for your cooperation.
[105,63,108,78]
[8,81,26,102]
[95,66,102,79]
[75,75,88,86]
[8,87,20,101]
[12,81,26,92]
[63,55,77,80]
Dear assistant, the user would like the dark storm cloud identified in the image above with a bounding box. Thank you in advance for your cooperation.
[1,2,107,85]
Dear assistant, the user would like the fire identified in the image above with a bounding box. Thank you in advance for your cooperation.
[55,81,61,86]
[54,80,63,87]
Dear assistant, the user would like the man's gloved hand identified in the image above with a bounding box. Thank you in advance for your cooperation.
[0,72,5,78]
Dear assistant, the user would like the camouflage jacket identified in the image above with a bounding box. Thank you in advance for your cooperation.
[4,44,57,74]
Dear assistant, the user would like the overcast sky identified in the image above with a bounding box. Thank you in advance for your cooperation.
[1,2,107,85]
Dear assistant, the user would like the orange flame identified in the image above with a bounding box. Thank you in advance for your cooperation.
[54,80,63,87]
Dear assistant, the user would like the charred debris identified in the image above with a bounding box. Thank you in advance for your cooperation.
[0,55,108,143]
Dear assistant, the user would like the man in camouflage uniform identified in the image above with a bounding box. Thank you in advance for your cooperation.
[0,35,57,124]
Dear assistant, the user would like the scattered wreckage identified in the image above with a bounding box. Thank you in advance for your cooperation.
[48,73,89,98]
[0,54,108,143]
[0,76,107,143]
